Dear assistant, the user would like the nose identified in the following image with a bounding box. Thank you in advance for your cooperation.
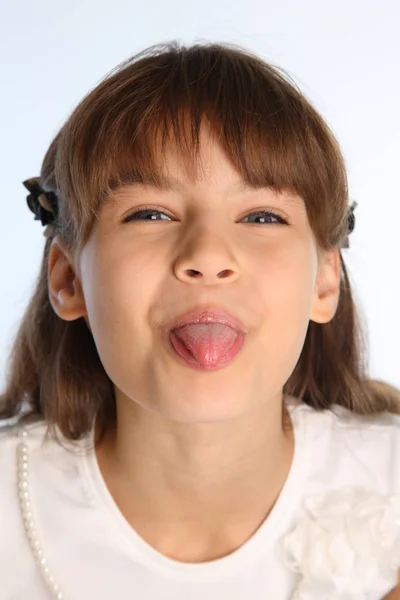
[173,227,239,285]
[184,267,236,281]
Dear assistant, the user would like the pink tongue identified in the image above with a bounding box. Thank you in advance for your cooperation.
[171,323,239,365]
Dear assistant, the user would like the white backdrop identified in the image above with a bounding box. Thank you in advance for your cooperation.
[1,0,399,390]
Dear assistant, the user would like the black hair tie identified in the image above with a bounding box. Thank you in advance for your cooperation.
[342,200,357,249]
[23,178,58,226]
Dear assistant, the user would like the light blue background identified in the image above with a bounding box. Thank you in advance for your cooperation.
[1,0,399,389]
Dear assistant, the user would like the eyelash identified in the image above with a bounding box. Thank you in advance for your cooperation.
[123,207,289,226]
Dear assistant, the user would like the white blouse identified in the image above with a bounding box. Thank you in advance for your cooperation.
[1,395,400,600]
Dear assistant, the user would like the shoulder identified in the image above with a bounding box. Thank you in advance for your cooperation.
[302,402,400,493]
[328,403,400,437]
[299,399,400,438]
[0,418,48,505]
[0,417,48,456]
[0,419,48,585]
[0,418,52,527]
[0,421,19,487]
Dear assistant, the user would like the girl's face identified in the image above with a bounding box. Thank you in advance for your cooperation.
[55,121,340,423]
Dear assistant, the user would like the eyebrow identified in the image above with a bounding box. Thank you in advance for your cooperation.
[108,172,303,205]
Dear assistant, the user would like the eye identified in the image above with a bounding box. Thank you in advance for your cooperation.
[241,210,289,225]
[122,207,289,225]
[123,208,171,222]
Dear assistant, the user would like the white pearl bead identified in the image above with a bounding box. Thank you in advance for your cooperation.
[16,428,65,599]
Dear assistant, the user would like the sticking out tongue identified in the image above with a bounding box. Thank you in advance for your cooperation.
[170,323,239,366]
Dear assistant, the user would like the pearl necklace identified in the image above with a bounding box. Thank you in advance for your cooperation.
[17,427,65,599]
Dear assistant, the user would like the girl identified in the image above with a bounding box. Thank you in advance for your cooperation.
[1,41,400,600]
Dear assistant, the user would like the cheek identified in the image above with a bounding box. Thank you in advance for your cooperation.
[255,252,316,369]
[256,244,315,309]
[81,247,160,361]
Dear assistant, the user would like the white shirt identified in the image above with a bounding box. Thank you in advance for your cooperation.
[1,395,400,600]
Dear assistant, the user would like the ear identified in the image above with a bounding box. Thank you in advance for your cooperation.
[309,248,341,325]
[48,235,88,322]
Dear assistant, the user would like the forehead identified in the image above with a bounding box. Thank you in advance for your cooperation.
[107,172,304,209]
[102,123,305,209]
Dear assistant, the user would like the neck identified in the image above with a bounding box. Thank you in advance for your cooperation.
[94,393,294,562]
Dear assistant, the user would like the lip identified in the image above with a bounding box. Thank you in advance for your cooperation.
[164,305,248,334]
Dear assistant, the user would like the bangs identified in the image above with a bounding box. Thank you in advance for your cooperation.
[55,41,348,246]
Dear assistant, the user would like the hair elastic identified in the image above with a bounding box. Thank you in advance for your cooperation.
[23,178,58,226]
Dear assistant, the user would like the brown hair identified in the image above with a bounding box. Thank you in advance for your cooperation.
[1,40,399,447]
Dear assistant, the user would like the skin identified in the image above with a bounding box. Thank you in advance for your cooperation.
[384,571,400,599]
[48,119,345,563]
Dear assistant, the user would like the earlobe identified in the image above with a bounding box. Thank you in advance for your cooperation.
[48,236,87,321]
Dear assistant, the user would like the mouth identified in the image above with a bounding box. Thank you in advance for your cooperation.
[162,305,248,371]
[166,322,246,371]
[164,305,247,334]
